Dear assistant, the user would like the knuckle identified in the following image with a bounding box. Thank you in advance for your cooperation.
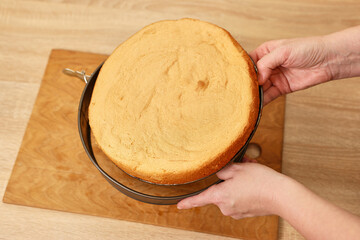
[220,208,232,216]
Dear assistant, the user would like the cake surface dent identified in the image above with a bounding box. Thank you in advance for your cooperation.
[89,18,259,184]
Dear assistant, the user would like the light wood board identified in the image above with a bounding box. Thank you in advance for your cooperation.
[3,49,285,240]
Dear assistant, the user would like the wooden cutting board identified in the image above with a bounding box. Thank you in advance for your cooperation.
[3,49,285,240]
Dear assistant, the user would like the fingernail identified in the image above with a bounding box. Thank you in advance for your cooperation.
[177,203,184,209]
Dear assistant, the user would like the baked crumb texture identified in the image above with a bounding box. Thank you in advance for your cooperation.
[89,18,259,184]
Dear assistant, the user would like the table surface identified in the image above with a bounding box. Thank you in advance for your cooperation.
[1,0,359,239]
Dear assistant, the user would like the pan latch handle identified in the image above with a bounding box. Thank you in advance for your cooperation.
[62,68,90,84]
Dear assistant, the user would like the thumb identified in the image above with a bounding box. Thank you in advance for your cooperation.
[248,50,259,63]
[177,185,218,209]
[257,46,288,85]
[216,163,240,180]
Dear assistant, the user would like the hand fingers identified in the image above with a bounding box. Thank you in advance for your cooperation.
[177,184,219,209]
[249,50,260,63]
[257,47,289,85]
[263,86,282,105]
[216,163,242,180]
[249,44,271,64]
[262,80,272,91]
[249,39,286,64]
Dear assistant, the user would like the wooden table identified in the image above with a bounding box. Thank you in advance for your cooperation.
[1,1,359,239]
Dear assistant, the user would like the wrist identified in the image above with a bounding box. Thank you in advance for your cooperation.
[265,174,305,217]
[322,26,360,80]
[262,173,296,216]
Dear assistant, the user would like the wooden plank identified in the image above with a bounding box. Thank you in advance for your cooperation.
[3,49,285,240]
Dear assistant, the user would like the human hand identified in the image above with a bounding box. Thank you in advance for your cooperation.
[177,158,288,219]
[250,37,333,105]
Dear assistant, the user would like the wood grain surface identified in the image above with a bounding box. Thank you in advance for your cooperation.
[1,0,359,240]
[3,49,284,240]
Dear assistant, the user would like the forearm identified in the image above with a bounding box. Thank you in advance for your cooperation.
[272,177,360,240]
[323,25,360,80]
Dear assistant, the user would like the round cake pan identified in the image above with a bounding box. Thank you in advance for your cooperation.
[78,62,263,205]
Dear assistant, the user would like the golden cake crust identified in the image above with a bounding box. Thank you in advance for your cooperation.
[89,18,259,185]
